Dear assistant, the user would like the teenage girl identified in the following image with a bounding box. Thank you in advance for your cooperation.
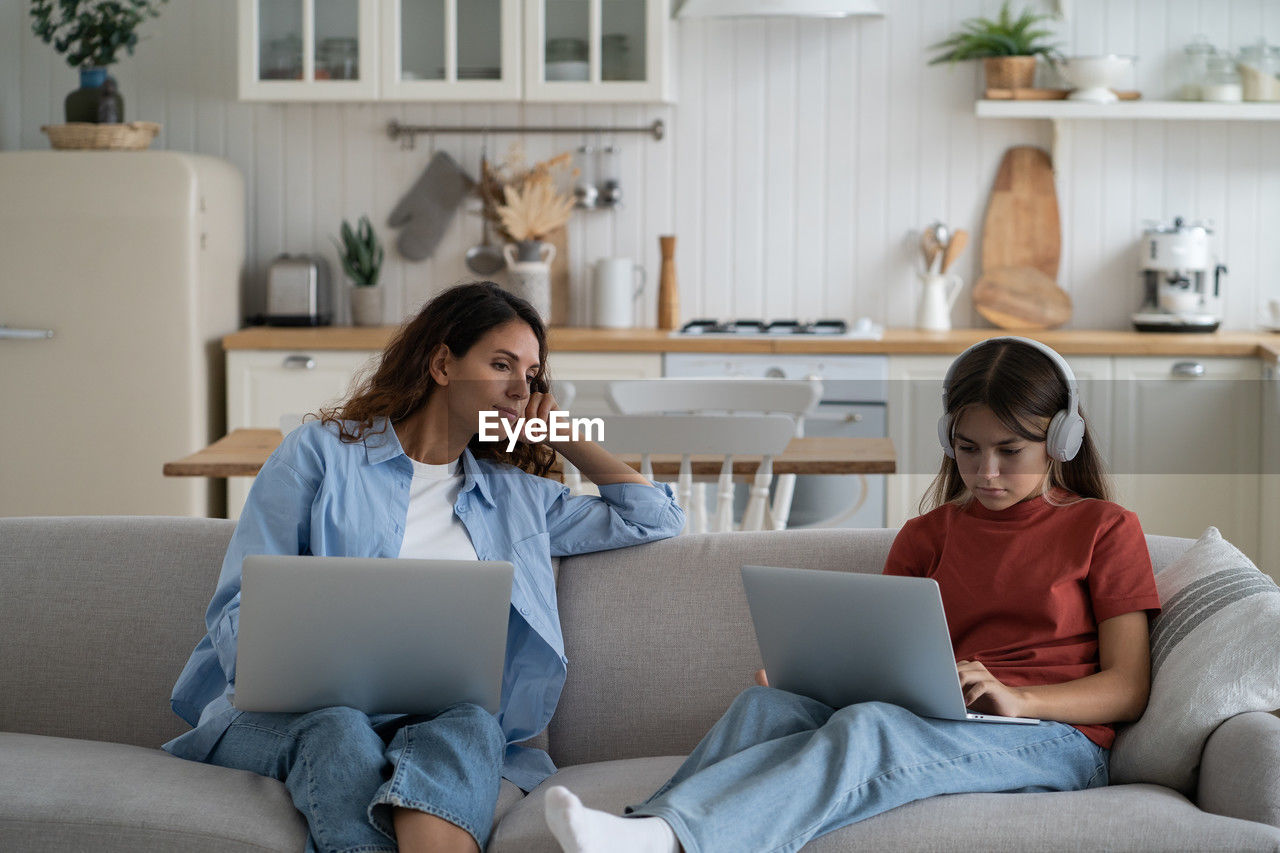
[544,336,1161,853]
[165,282,684,853]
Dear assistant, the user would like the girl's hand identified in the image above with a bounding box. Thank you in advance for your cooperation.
[754,668,769,687]
[957,660,1028,718]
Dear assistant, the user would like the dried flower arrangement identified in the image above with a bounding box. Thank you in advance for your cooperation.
[479,144,577,243]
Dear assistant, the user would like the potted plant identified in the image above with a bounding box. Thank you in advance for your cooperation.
[31,0,170,124]
[335,215,385,327]
[479,147,576,322]
[928,1,1062,92]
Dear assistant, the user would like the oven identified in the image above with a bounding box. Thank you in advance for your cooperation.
[662,352,888,528]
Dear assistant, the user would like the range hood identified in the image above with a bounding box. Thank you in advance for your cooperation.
[676,0,883,18]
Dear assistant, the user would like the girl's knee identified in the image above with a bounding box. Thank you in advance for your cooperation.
[437,703,505,746]
[296,706,377,744]
[731,685,810,716]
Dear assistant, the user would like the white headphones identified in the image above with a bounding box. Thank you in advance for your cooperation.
[937,336,1084,463]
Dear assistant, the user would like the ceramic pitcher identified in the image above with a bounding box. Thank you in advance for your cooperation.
[503,240,556,321]
[917,272,963,332]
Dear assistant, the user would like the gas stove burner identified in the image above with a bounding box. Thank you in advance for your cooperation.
[679,318,852,336]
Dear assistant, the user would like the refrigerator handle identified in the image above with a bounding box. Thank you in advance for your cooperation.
[0,324,54,340]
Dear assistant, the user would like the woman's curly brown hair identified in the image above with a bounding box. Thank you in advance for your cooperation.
[318,281,555,477]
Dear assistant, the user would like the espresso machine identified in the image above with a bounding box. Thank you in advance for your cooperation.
[1132,217,1228,333]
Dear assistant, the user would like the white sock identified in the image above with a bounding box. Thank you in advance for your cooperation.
[544,785,680,853]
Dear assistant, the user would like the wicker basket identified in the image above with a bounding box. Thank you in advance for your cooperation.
[41,122,161,151]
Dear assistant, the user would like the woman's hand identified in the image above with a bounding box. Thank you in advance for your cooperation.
[754,668,769,687]
[517,387,558,444]
[956,660,1028,718]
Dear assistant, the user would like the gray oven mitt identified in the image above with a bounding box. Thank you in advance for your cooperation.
[387,151,474,261]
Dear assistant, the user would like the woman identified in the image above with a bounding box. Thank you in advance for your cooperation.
[166,282,684,853]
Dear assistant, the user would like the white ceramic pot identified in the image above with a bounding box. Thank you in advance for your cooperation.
[503,241,556,321]
[349,284,383,326]
[917,272,964,332]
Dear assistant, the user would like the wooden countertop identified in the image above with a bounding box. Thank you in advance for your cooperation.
[222,325,1280,363]
[164,429,896,478]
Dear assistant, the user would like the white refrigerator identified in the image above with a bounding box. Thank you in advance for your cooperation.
[0,152,244,517]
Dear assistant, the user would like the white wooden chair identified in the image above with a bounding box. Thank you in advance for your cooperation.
[592,413,797,533]
[604,378,821,532]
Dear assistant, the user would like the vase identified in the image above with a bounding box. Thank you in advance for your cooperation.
[502,240,556,321]
[65,67,124,124]
[349,284,383,327]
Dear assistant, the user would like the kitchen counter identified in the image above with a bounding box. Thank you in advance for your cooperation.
[222,326,1280,363]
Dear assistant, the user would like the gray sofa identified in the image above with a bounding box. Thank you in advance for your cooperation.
[2,516,1279,852]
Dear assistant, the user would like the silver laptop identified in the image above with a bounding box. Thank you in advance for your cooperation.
[234,555,514,716]
[741,565,1040,725]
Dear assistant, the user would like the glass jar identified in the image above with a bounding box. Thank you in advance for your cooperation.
[1180,34,1214,100]
[1237,39,1280,101]
[1201,52,1242,102]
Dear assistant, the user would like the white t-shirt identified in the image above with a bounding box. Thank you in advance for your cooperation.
[397,457,478,561]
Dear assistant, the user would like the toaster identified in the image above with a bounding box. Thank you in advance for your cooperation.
[265,254,332,326]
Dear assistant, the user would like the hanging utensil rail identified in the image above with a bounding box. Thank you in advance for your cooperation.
[386,118,665,150]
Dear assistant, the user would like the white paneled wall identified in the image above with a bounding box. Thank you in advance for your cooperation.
[4,0,1279,330]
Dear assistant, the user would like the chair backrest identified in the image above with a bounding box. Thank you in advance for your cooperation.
[607,378,821,420]
[549,378,576,410]
[605,378,823,532]
[594,413,798,533]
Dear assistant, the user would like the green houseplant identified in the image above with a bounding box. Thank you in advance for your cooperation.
[928,1,1062,91]
[335,216,385,327]
[31,0,170,123]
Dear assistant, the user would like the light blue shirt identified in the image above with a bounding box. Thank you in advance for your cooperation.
[164,417,684,791]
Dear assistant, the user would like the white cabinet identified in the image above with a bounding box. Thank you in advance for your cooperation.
[524,0,673,103]
[240,0,673,102]
[1110,356,1262,563]
[226,348,380,516]
[885,354,1112,528]
[380,0,522,101]
[1261,364,1280,581]
[238,0,380,101]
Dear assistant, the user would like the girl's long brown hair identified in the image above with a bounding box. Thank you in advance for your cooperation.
[318,281,555,476]
[921,339,1112,514]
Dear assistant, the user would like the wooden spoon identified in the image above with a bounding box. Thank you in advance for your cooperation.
[940,229,969,274]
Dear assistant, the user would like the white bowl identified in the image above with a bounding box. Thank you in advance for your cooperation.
[1059,55,1134,103]
[545,60,589,82]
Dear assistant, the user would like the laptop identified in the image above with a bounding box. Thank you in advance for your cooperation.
[233,555,514,716]
[741,565,1040,725]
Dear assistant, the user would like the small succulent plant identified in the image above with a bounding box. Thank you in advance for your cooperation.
[335,216,384,288]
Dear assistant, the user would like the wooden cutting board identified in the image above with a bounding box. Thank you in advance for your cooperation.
[981,146,1060,280]
[973,266,1072,330]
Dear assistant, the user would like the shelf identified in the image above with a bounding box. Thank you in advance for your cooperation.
[976,99,1280,121]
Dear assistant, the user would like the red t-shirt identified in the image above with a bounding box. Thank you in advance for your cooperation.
[883,489,1161,748]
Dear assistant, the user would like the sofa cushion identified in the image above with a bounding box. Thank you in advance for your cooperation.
[490,756,1280,852]
[0,732,525,852]
[1111,527,1280,796]
[0,516,234,748]
[0,732,306,852]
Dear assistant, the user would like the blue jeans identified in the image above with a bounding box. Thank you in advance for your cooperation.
[206,704,505,853]
[628,686,1110,853]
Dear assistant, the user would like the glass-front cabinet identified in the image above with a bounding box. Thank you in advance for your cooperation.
[238,0,671,102]
[525,0,671,102]
[381,0,521,100]
[239,0,379,100]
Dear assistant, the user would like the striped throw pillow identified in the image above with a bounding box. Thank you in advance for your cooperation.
[1109,527,1280,796]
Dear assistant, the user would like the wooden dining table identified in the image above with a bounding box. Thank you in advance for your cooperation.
[164,429,896,479]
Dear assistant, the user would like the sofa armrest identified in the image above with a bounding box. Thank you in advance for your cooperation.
[1198,710,1280,829]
